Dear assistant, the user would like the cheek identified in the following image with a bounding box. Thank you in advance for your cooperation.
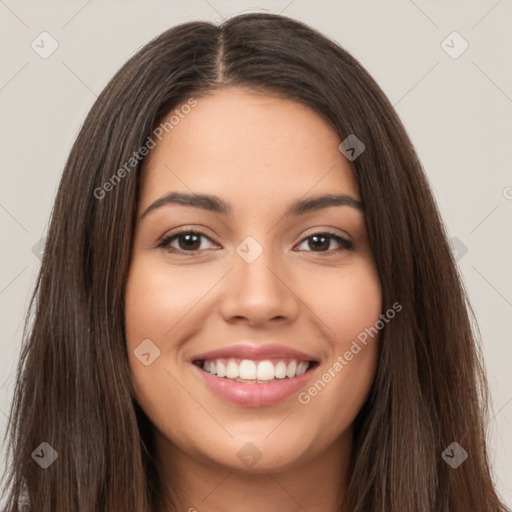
[124,260,184,389]
[124,259,196,435]
[124,259,212,347]
[302,258,382,347]
[336,271,382,347]
[296,260,382,425]
[123,255,228,395]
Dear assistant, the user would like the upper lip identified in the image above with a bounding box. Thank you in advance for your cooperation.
[192,343,318,362]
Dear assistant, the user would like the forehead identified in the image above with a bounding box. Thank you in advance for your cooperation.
[140,87,360,212]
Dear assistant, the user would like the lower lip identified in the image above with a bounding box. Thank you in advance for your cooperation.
[193,364,317,407]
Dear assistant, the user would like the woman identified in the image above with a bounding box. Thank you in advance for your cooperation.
[1,12,509,512]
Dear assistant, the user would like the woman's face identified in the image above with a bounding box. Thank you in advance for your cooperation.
[125,87,382,473]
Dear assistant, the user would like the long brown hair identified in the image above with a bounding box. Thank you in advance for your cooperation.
[1,13,509,512]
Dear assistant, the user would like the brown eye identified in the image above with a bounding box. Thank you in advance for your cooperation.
[295,232,354,254]
[157,230,218,253]
[175,233,202,251]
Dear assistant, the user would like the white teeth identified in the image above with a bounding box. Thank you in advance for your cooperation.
[226,360,239,379]
[296,361,308,376]
[203,360,217,374]
[256,361,275,381]
[275,361,287,379]
[200,358,311,381]
[216,360,226,377]
[286,361,297,378]
[239,360,257,379]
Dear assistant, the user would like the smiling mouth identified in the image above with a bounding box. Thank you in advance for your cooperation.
[193,358,319,384]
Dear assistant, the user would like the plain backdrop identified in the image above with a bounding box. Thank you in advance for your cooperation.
[0,0,511,507]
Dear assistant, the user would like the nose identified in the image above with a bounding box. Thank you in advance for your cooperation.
[218,244,300,327]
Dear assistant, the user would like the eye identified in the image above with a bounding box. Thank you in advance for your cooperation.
[294,231,354,254]
[157,229,219,254]
[157,229,354,256]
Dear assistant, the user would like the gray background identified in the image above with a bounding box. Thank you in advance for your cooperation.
[0,0,511,506]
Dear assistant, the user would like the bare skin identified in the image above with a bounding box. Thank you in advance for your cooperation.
[125,87,382,512]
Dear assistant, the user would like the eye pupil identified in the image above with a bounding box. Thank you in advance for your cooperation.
[309,235,329,251]
[179,233,201,250]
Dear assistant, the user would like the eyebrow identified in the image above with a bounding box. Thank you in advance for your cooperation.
[140,191,364,220]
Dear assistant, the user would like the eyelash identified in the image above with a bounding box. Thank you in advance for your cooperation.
[156,228,355,256]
